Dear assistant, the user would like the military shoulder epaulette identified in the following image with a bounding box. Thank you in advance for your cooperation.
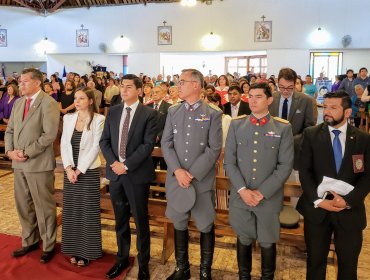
[232,114,247,120]
[169,103,182,109]
[207,103,222,111]
[273,117,290,124]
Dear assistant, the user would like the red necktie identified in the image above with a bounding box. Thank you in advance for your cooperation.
[23,98,32,119]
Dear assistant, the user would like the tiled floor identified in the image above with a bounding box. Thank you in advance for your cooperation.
[1,169,369,279]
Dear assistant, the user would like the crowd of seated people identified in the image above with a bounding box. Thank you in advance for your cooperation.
[1,66,369,280]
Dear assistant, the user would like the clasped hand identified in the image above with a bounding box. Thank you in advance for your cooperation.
[318,191,346,212]
[110,161,127,175]
[7,149,28,162]
[66,168,81,184]
[174,169,194,188]
[239,189,264,207]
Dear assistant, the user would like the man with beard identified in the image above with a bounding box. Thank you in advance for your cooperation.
[297,90,370,280]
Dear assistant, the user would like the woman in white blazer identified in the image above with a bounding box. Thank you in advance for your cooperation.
[60,87,105,267]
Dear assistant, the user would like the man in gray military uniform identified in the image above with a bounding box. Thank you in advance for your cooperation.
[224,82,294,280]
[161,69,222,280]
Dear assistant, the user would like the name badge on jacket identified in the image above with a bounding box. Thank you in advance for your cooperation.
[352,154,364,173]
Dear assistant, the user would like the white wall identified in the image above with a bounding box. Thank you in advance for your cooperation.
[47,54,123,77]
[1,0,370,76]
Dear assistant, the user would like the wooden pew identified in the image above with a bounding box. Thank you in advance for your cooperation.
[54,161,308,264]
[53,147,336,275]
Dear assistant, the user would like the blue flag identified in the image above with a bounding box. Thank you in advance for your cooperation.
[62,66,67,78]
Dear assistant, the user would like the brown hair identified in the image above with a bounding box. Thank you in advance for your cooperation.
[278,68,297,83]
[7,83,19,97]
[21,68,43,87]
[78,87,98,130]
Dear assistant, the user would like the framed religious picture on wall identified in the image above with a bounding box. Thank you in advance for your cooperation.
[158,25,172,45]
[76,28,89,47]
[0,29,7,47]
[254,21,272,42]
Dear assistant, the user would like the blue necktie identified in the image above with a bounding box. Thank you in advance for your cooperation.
[332,130,342,173]
[282,98,288,120]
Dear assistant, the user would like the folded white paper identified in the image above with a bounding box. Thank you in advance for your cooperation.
[317,176,354,198]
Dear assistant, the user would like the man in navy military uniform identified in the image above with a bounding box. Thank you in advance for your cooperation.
[161,69,222,280]
[224,82,294,280]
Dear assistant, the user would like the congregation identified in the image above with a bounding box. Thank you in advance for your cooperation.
[1,65,370,280]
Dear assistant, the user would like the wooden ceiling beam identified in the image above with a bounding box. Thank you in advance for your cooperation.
[47,0,67,13]
[12,0,42,12]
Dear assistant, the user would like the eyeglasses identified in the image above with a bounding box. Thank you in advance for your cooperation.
[178,80,196,86]
[278,85,295,92]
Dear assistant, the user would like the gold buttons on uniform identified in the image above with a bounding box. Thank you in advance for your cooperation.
[253,168,256,172]
[252,177,256,180]
[253,159,257,163]
[254,141,258,144]
[253,150,257,153]
[255,132,259,135]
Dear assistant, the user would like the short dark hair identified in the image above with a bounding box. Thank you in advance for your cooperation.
[278,68,297,83]
[122,74,143,89]
[346,69,354,74]
[359,67,368,72]
[306,74,312,78]
[228,85,243,94]
[324,90,352,110]
[249,82,272,98]
[205,84,216,93]
[206,93,223,111]
[22,68,43,83]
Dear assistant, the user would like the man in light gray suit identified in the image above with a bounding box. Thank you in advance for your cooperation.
[161,69,222,280]
[269,68,315,169]
[224,82,293,280]
[5,68,60,264]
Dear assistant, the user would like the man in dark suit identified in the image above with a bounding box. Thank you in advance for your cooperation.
[297,90,370,280]
[100,74,157,280]
[223,85,251,118]
[147,85,171,169]
[269,68,315,169]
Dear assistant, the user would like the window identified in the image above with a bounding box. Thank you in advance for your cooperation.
[309,52,343,83]
[225,55,267,76]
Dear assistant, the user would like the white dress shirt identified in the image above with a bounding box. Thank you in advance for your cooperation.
[314,122,348,208]
[279,94,293,118]
[231,101,240,118]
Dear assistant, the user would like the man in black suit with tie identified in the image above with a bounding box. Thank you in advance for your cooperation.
[147,85,171,169]
[100,74,157,279]
[269,68,315,169]
[297,90,370,280]
[223,85,251,118]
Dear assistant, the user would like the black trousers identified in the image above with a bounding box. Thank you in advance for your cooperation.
[109,175,150,267]
[304,212,362,280]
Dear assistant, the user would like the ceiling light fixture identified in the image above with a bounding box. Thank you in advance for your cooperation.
[181,0,197,7]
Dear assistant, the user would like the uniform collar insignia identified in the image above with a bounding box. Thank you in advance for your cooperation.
[249,113,270,126]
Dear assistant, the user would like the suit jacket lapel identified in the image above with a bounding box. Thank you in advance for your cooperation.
[271,93,280,116]
[320,124,337,174]
[127,103,142,143]
[19,92,44,132]
[288,92,299,121]
[339,125,356,175]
